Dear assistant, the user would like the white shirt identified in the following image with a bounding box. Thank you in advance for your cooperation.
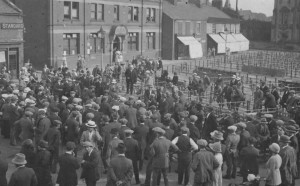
[172,134,198,151]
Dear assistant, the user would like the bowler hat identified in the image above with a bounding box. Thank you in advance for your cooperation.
[279,135,291,143]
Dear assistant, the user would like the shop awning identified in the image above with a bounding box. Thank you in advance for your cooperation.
[232,33,250,51]
[219,33,239,52]
[208,34,226,53]
[177,36,203,58]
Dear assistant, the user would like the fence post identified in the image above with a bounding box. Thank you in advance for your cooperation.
[246,74,249,84]
[247,100,250,112]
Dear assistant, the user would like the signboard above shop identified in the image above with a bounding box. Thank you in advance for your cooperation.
[1,23,24,30]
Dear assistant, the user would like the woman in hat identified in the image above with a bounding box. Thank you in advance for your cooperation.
[209,142,223,186]
[266,143,282,186]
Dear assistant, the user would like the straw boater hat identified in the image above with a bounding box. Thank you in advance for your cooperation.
[12,153,27,165]
[86,120,97,128]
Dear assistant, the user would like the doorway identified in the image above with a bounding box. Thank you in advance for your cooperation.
[112,36,122,62]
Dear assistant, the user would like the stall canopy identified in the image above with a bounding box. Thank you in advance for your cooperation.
[177,36,203,58]
[208,34,226,53]
[208,33,249,54]
[232,33,249,51]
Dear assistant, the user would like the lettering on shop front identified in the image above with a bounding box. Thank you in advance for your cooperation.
[1,23,24,29]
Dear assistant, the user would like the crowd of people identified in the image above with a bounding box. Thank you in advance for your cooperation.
[0,58,299,186]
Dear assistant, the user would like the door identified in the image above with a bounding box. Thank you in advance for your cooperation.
[8,49,18,79]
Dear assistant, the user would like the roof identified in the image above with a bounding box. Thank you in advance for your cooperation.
[163,1,231,21]
[207,17,240,24]
[0,0,22,15]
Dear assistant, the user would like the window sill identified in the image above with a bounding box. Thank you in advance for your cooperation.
[63,19,80,22]
[90,20,104,22]
[128,21,139,23]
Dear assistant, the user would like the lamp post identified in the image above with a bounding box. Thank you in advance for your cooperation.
[97,26,106,70]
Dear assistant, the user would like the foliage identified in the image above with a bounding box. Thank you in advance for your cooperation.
[240,20,271,41]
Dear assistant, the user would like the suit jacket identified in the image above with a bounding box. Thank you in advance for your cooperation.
[66,118,80,143]
[35,117,51,144]
[44,127,61,153]
[187,123,200,142]
[81,148,100,182]
[237,130,251,151]
[8,166,37,186]
[119,125,130,140]
[57,153,80,186]
[279,146,298,185]
[158,100,169,119]
[107,155,133,186]
[125,107,138,129]
[80,130,102,148]
[124,137,140,161]
[150,137,179,168]
[17,117,34,142]
[164,128,174,140]
[107,138,124,160]
[239,145,259,176]
[204,113,218,139]
[0,157,8,186]
[125,69,137,83]
[118,103,129,118]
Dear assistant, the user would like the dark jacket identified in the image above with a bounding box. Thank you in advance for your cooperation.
[80,148,100,182]
[57,153,80,186]
[107,155,133,186]
[8,166,37,186]
[34,149,52,186]
[203,113,218,139]
[124,137,140,161]
[239,145,259,177]
[0,156,8,186]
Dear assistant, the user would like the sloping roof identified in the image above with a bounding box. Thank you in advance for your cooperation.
[207,17,240,24]
[163,1,231,21]
[0,0,22,15]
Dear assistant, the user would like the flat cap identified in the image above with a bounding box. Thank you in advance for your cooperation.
[153,127,165,134]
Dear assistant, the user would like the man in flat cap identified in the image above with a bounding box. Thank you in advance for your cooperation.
[192,139,219,186]
[15,111,34,144]
[65,111,80,156]
[35,109,51,147]
[224,125,240,179]
[107,143,134,186]
[81,141,100,186]
[34,140,52,186]
[150,127,179,186]
[172,127,198,186]
[123,129,140,184]
[106,128,123,163]
[56,141,80,186]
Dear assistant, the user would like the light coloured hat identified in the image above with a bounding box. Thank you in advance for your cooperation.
[236,122,247,129]
[264,114,273,119]
[228,125,237,132]
[24,87,31,93]
[12,153,27,165]
[124,129,134,134]
[62,96,68,100]
[232,75,236,78]
[86,120,97,128]
[12,90,19,94]
[153,127,165,134]
[210,130,224,141]
[180,127,190,133]
[120,97,127,102]
[2,94,8,99]
[82,141,94,147]
[85,104,92,108]
[197,139,208,147]
[269,143,280,153]
[112,105,120,111]
[112,79,117,84]
[209,142,222,153]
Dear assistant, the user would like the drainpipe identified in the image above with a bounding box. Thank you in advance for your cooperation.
[83,0,86,59]
[51,0,54,67]
[141,0,144,56]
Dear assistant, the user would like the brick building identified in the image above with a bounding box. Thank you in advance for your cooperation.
[13,0,162,69]
[0,0,24,78]
[162,0,247,60]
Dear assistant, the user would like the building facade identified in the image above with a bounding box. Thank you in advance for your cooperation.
[13,0,162,70]
[271,0,300,43]
[0,0,24,78]
[162,0,242,60]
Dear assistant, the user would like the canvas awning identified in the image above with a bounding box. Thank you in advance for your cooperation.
[232,33,250,51]
[177,36,203,58]
[208,34,226,53]
[219,33,239,52]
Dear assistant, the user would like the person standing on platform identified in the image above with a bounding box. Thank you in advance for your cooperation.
[125,64,137,95]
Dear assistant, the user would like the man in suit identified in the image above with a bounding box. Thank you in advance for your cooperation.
[80,120,102,148]
[187,115,201,142]
[81,141,100,186]
[125,100,138,129]
[239,137,259,182]
[106,128,123,163]
[125,64,137,95]
[65,111,80,156]
[203,106,218,139]
[280,86,290,109]
[163,122,174,140]
[8,153,37,186]
[279,135,298,186]
[133,116,149,170]
[158,94,169,121]
[264,90,277,111]
[124,129,140,184]
[56,142,80,186]
[236,122,251,152]
[107,143,134,186]
[16,111,34,143]
[0,151,8,186]
[172,127,198,186]
[35,109,51,147]
[119,118,130,140]
[44,120,62,173]
[150,127,179,186]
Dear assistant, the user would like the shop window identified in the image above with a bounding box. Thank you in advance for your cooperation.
[114,5,119,21]
[128,33,138,51]
[63,33,79,55]
[64,1,79,20]
[177,22,183,35]
[146,32,155,50]
[89,33,104,53]
[146,8,156,22]
[90,3,104,21]
[128,6,139,21]
[185,22,191,35]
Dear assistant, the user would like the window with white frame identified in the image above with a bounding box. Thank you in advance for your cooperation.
[63,33,79,55]
[146,32,155,50]
[128,33,138,51]
[64,1,79,20]
[146,8,156,22]
[128,6,139,21]
[90,3,104,21]
[89,33,104,54]
[114,5,120,21]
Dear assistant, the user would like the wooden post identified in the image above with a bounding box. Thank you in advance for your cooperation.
[247,100,250,112]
